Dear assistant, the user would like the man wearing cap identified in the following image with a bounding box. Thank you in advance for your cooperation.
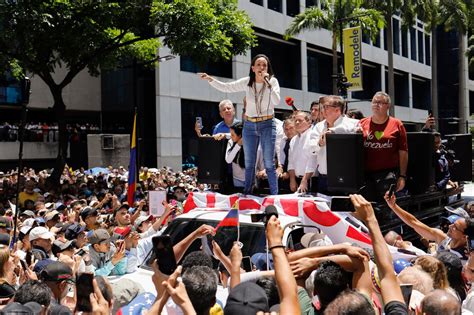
[39,261,74,314]
[29,226,55,260]
[114,204,133,228]
[0,216,11,234]
[64,223,87,249]
[44,210,60,229]
[80,206,99,231]
[88,228,127,276]
[385,193,472,260]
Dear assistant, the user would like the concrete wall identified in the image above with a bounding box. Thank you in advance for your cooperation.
[87,134,131,168]
[0,142,66,160]
[29,67,101,111]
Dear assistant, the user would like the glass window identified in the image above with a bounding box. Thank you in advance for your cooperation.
[306,0,318,7]
[352,63,382,101]
[373,32,381,48]
[425,35,431,66]
[307,49,332,94]
[287,0,299,17]
[181,99,224,166]
[383,28,388,51]
[412,76,431,110]
[250,0,263,5]
[418,30,424,64]
[252,30,302,89]
[362,32,370,44]
[401,29,408,58]
[268,0,282,12]
[393,19,400,55]
[410,27,417,61]
[180,56,233,78]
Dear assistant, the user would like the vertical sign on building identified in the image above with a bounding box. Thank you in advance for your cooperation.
[343,26,363,91]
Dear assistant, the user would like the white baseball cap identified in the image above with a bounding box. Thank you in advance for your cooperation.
[29,227,54,241]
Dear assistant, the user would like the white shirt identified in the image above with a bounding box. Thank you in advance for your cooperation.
[288,127,318,177]
[313,115,359,175]
[209,76,280,117]
[225,139,245,182]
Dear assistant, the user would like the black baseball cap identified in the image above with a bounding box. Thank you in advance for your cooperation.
[80,206,98,221]
[224,282,269,314]
[64,223,85,241]
[40,261,73,282]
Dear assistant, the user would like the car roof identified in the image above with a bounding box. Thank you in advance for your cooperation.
[176,209,301,227]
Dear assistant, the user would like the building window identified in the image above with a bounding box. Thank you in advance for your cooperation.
[393,19,400,55]
[307,49,332,94]
[287,0,299,17]
[252,29,302,90]
[250,0,263,5]
[180,56,233,78]
[383,28,388,51]
[373,32,381,48]
[412,76,431,110]
[410,27,417,61]
[181,99,223,166]
[362,32,370,44]
[425,35,431,66]
[268,0,282,12]
[401,29,408,58]
[385,69,409,107]
[306,0,318,7]
[418,31,424,64]
[352,63,382,101]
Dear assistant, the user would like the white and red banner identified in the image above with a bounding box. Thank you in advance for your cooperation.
[183,192,372,248]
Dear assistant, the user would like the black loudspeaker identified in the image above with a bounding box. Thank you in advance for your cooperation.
[327,133,365,193]
[406,132,435,194]
[197,137,228,184]
[444,134,473,182]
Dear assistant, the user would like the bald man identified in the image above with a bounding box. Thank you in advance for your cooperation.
[418,289,461,315]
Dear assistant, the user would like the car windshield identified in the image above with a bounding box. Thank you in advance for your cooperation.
[143,218,267,267]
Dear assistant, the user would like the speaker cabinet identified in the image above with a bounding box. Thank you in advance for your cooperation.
[197,137,228,184]
[327,133,365,193]
[444,133,473,182]
[407,132,435,194]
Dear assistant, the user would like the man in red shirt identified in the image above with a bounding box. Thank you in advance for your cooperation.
[358,91,408,200]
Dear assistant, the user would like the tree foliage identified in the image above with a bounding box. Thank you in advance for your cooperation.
[0,0,256,185]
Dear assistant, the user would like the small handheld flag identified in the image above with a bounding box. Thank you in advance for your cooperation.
[214,209,239,231]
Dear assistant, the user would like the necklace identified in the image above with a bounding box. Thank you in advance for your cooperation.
[253,83,265,117]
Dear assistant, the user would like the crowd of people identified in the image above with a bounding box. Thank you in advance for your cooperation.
[0,53,468,314]
[0,163,470,314]
[0,122,100,142]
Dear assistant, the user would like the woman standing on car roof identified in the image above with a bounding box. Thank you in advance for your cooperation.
[199,54,281,196]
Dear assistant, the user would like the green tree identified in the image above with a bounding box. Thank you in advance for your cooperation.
[413,0,468,130]
[364,0,415,116]
[284,0,384,95]
[0,0,255,185]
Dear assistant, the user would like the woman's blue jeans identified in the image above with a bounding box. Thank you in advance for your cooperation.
[243,119,278,195]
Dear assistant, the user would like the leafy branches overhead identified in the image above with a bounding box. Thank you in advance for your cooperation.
[0,0,255,85]
[152,0,256,64]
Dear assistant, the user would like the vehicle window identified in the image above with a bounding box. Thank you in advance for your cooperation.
[145,219,266,266]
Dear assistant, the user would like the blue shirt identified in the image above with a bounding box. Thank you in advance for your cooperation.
[212,119,240,135]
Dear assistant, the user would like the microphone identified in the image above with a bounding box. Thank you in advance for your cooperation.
[264,205,278,225]
[263,74,272,88]
[285,97,298,111]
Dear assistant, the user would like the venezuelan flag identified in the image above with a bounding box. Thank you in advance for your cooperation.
[127,114,137,206]
[214,208,239,232]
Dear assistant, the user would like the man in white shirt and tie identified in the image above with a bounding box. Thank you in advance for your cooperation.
[288,111,318,193]
[313,95,359,194]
